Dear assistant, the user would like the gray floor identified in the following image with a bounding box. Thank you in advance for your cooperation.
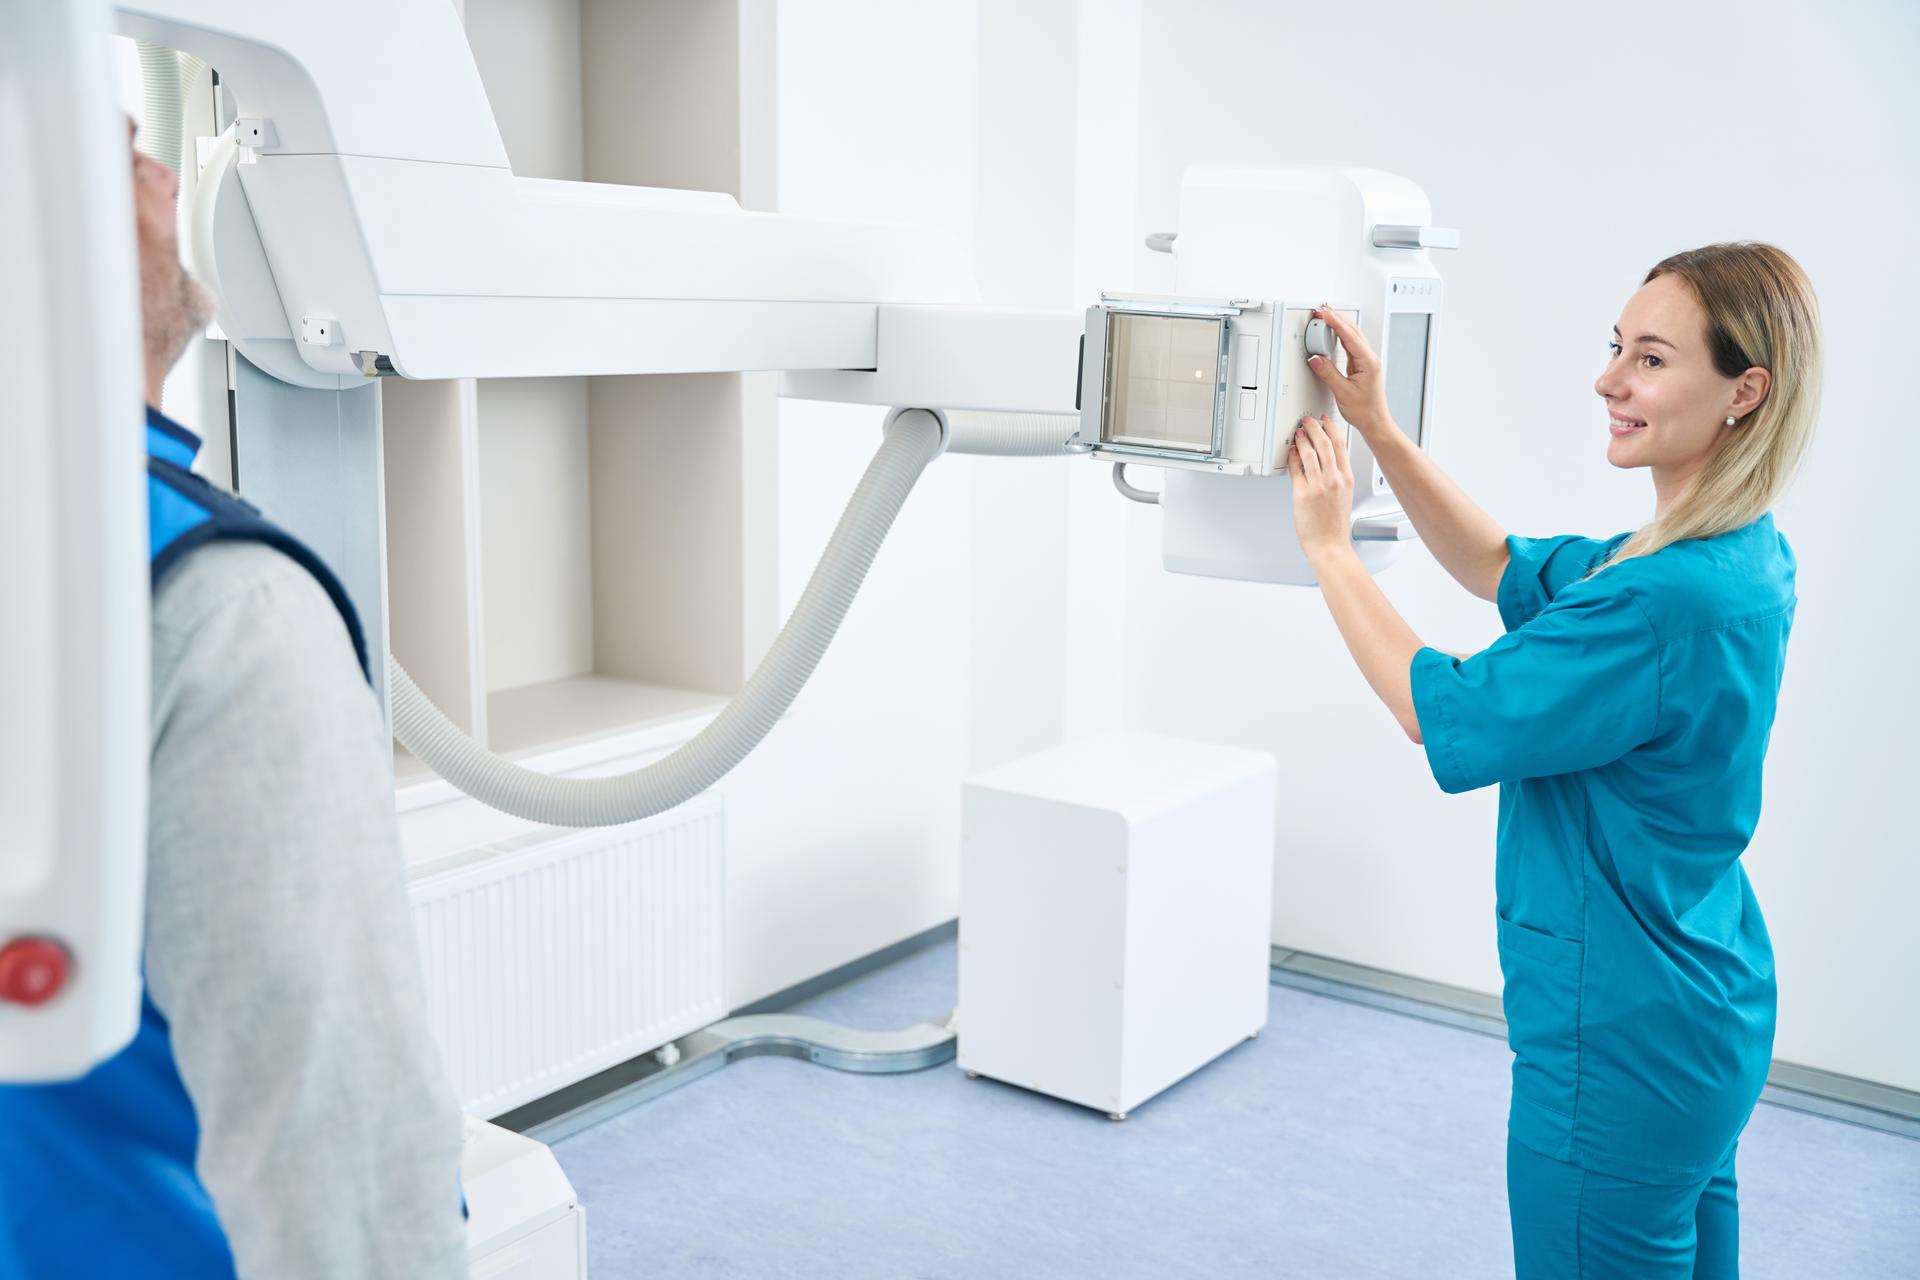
[552,941,1920,1278]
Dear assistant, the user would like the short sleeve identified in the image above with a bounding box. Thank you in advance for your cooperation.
[1497,533,1621,632]
[1411,582,1661,794]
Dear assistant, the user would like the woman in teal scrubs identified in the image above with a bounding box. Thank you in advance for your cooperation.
[1286,243,1821,1279]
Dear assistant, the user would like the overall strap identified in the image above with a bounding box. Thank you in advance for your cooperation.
[146,449,371,683]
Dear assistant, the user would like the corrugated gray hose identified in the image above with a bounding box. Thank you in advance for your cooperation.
[391,408,1080,826]
[135,42,207,178]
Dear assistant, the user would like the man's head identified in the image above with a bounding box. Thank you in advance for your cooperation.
[131,118,216,407]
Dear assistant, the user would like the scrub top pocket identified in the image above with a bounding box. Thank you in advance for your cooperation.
[1497,914,1584,1129]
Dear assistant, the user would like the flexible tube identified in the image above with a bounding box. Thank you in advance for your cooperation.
[1110,462,1161,505]
[136,43,184,176]
[393,409,942,825]
[135,43,209,179]
[393,406,1076,827]
[940,411,1081,457]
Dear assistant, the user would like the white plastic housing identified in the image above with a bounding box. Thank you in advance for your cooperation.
[959,731,1277,1118]
[462,1117,587,1278]
[0,0,149,1081]
[120,0,978,388]
[1076,294,1360,476]
[1155,165,1450,585]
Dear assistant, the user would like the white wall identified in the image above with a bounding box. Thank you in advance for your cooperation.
[1119,0,1920,1090]
[1060,1,1141,745]
[721,0,1143,1006]
[714,1,986,1007]
[964,0,1078,772]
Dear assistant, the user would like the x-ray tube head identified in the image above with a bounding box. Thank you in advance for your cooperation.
[1074,165,1455,586]
[1076,294,1360,478]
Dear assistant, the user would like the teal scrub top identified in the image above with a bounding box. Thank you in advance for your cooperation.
[1410,514,1794,1185]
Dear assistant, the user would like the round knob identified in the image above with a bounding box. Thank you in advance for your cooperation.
[1304,317,1338,361]
[0,937,71,1007]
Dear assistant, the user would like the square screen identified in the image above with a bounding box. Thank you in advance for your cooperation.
[1100,312,1224,453]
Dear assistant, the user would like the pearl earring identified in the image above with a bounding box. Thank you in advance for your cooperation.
[1725,415,1737,427]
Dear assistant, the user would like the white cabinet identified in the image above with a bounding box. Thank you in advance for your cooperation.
[959,731,1277,1118]
[464,1117,588,1280]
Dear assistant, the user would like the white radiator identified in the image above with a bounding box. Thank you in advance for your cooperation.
[407,796,726,1118]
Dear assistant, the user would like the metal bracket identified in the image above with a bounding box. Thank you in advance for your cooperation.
[1353,509,1417,542]
[1370,224,1460,251]
[232,117,276,150]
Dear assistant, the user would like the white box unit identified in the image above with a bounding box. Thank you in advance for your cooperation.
[463,1117,587,1280]
[959,731,1277,1118]
[409,795,725,1118]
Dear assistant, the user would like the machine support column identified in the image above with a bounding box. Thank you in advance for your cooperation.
[230,354,391,738]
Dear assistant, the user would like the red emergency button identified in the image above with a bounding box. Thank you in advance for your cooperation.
[0,937,71,1007]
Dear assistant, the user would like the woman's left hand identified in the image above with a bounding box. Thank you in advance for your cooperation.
[1289,414,1355,562]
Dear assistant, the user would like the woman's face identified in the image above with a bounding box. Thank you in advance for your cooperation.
[1594,273,1760,474]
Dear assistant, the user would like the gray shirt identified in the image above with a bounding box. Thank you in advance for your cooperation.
[147,540,468,1279]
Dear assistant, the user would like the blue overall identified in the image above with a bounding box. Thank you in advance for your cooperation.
[0,408,368,1278]
[1411,518,1793,1277]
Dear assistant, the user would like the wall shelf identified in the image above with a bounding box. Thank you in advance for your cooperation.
[487,675,726,760]
[382,0,775,789]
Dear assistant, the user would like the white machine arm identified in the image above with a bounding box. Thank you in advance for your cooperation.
[124,0,980,389]
[787,166,1459,586]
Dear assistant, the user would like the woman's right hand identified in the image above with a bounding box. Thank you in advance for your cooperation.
[1306,305,1394,440]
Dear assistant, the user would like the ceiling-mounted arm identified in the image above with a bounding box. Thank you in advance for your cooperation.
[119,0,984,391]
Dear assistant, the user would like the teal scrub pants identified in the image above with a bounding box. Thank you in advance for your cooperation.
[1508,1137,1740,1278]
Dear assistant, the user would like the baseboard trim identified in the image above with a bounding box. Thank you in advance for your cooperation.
[1271,945,1920,1141]
[732,919,959,1019]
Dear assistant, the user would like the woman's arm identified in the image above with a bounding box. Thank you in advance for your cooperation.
[1306,306,1511,602]
[1289,414,1427,742]
[1309,544,1426,743]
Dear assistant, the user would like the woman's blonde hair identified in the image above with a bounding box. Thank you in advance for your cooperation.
[1599,242,1822,569]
